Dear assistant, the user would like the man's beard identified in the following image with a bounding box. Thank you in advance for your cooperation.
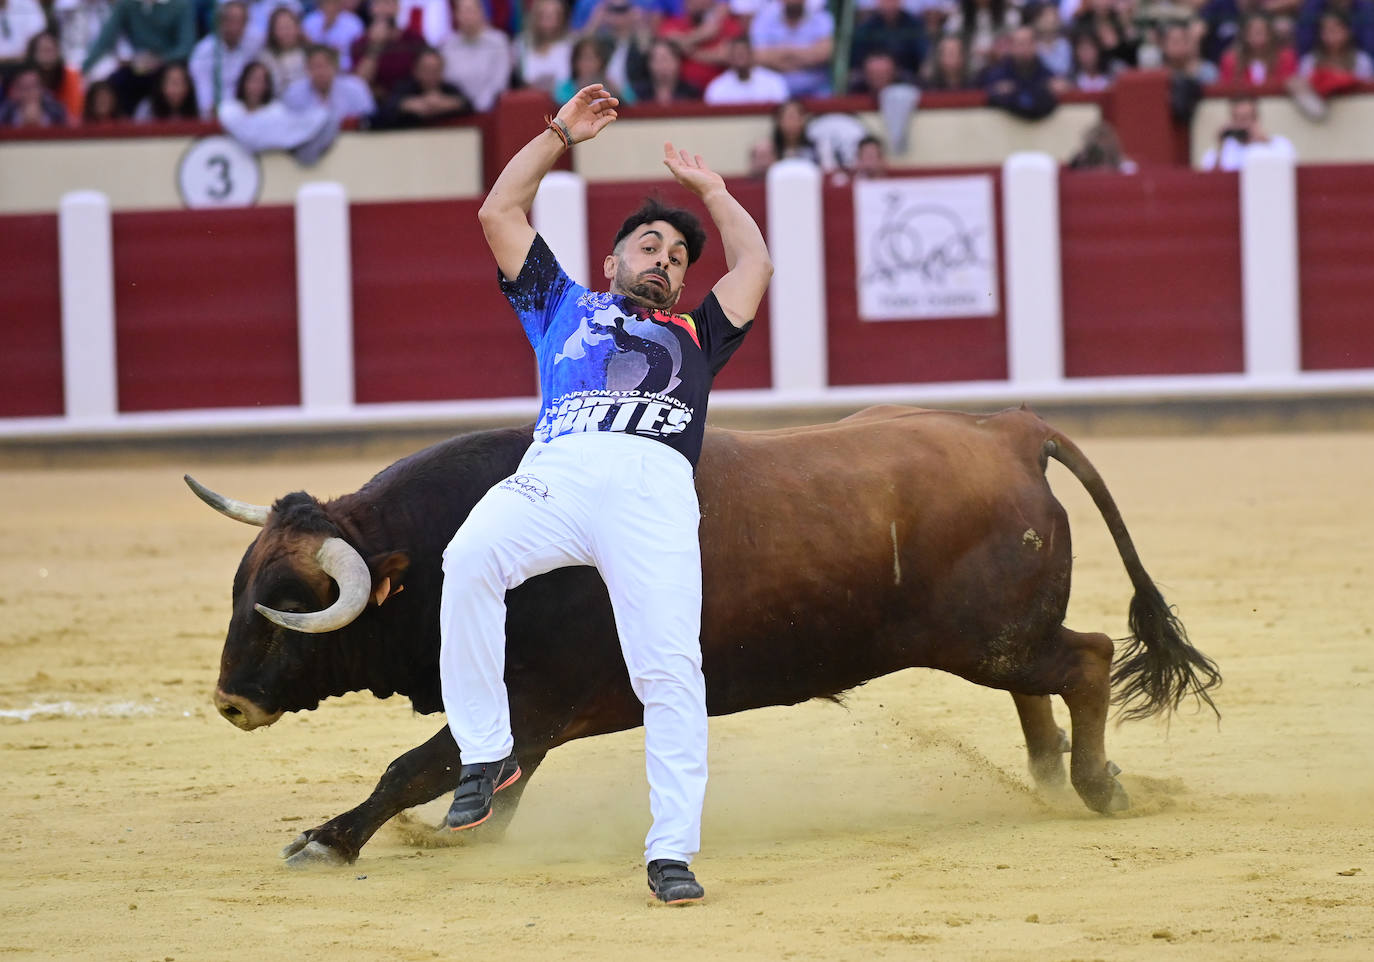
[616,262,675,308]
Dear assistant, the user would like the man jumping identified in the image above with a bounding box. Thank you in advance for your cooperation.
[438,84,773,904]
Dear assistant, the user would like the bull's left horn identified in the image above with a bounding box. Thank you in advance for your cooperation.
[254,537,371,634]
[184,475,270,526]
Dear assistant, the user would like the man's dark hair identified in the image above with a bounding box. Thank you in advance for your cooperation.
[613,198,708,265]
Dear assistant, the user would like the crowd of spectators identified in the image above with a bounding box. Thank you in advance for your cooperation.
[1,0,1371,170]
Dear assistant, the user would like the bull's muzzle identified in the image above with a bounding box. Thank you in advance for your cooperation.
[213,688,284,731]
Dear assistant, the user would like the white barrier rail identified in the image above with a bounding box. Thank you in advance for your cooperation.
[7,154,1373,440]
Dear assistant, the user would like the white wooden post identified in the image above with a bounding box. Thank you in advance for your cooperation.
[1002,152,1064,386]
[1240,146,1300,378]
[295,182,354,411]
[532,171,589,287]
[766,158,827,393]
[59,190,118,422]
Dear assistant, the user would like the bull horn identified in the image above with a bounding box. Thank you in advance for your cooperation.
[184,475,270,526]
[254,537,371,634]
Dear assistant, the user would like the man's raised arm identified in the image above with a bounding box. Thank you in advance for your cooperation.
[663,143,773,329]
[477,85,620,281]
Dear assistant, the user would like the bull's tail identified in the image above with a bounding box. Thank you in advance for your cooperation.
[1043,432,1221,721]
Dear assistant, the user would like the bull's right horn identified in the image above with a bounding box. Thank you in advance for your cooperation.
[184,475,270,526]
[254,537,372,634]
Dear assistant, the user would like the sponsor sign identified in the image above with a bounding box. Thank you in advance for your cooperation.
[854,175,999,321]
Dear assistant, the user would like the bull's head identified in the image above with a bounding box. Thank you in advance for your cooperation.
[186,476,408,731]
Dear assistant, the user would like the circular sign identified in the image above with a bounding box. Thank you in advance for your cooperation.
[177,135,262,209]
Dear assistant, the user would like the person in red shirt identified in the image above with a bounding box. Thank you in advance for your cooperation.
[656,0,742,93]
[351,0,427,101]
[1219,13,1299,84]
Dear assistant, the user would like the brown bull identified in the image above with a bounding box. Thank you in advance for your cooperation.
[188,404,1219,866]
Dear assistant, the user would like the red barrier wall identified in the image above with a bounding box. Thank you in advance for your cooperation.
[823,173,1009,386]
[584,180,773,391]
[350,199,534,403]
[1059,169,1244,377]
[1297,165,1374,371]
[0,214,63,417]
[112,207,299,412]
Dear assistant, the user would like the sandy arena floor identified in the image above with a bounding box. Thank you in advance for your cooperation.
[1,423,1372,961]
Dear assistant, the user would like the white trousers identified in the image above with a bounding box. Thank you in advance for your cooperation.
[439,431,707,865]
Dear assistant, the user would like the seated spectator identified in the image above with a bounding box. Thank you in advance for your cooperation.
[1299,10,1374,91]
[234,58,275,109]
[220,55,338,162]
[398,0,453,47]
[1067,119,1136,170]
[586,0,654,96]
[749,0,835,97]
[27,31,86,121]
[373,45,468,125]
[703,33,788,101]
[1295,0,1374,56]
[851,133,887,177]
[0,0,47,73]
[1030,2,1072,76]
[81,77,126,122]
[983,24,1065,118]
[1160,19,1219,123]
[242,0,304,38]
[770,96,818,162]
[258,7,308,95]
[133,59,200,120]
[1070,29,1114,88]
[556,35,636,102]
[0,64,68,126]
[283,43,376,119]
[1220,13,1298,82]
[190,1,264,117]
[350,0,427,101]
[920,32,976,88]
[80,0,197,115]
[1200,94,1295,169]
[1199,0,1244,64]
[440,0,512,111]
[658,0,743,92]
[945,0,1019,74]
[53,0,119,81]
[852,49,900,94]
[851,0,927,81]
[514,0,574,94]
[633,35,701,100]
[302,0,365,70]
[1071,0,1140,68]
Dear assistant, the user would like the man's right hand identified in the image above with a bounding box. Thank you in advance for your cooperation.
[555,84,619,145]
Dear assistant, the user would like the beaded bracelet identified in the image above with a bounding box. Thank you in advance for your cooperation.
[545,116,574,149]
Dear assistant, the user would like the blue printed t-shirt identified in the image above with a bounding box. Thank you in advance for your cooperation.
[500,234,752,469]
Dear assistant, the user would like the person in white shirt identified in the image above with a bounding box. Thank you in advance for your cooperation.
[703,35,787,103]
[301,0,363,70]
[440,0,511,111]
[0,0,48,67]
[398,0,450,47]
[190,0,265,116]
[283,43,375,119]
[1199,96,1296,172]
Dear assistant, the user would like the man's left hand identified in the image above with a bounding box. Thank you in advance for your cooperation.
[663,143,726,198]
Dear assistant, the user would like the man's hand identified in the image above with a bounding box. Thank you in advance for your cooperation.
[663,143,726,198]
[555,84,619,144]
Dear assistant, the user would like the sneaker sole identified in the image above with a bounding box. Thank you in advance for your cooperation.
[446,765,521,832]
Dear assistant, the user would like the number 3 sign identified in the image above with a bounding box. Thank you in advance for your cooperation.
[177,135,263,209]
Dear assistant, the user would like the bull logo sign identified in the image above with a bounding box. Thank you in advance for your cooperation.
[854,175,999,321]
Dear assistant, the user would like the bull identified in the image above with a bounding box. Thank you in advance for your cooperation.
[187,404,1220,867]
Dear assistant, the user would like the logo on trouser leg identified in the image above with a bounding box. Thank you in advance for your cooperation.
[499,474,551,503]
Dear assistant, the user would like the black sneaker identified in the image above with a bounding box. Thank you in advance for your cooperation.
[647,859,705,905]
[445,753,521,831]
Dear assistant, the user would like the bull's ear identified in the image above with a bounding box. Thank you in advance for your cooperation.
[367,551,410,607]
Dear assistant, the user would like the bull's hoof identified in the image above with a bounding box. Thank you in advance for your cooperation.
[1057,728,1071,753]
[1075,762,1131,815]
[281,833,351,868]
